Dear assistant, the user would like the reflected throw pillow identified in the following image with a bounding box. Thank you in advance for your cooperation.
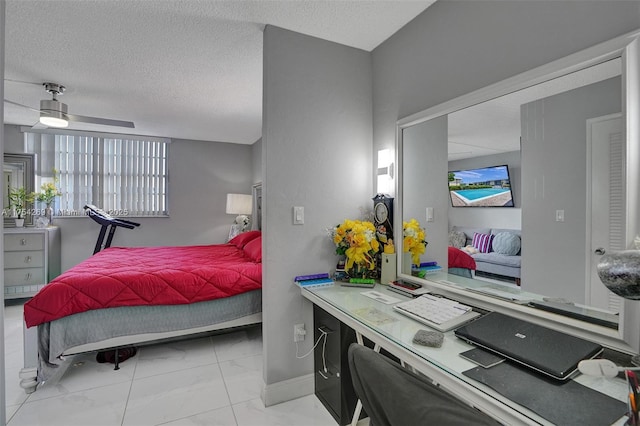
[472,232,494,253]
[492,232,521,256]
[448,230,466,248]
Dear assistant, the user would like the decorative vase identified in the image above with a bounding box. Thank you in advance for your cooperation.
[45,203,53,225]
[597,250,640,300]
[381,253,397,285]
[403,253,413,275]
[14,218,24,228]
[347,263,372,280]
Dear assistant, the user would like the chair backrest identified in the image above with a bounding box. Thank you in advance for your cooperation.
[347,344,499,426]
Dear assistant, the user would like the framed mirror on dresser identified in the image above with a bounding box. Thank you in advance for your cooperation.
[395,29,640,354]
[3,153,35,228]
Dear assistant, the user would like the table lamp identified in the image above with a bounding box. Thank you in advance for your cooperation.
[226,193,252,240]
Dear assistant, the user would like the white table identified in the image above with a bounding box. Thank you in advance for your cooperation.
[301,283,629,425]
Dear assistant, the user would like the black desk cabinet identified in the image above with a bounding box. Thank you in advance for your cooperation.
[313,304,364,425]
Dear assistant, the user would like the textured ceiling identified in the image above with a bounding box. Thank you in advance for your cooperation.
[3,0,434,144]
[447,57,621,161]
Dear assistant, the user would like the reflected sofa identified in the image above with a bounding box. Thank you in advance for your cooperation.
[449,226,522,283]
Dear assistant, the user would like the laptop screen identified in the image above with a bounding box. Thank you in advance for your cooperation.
[454,312,603,380]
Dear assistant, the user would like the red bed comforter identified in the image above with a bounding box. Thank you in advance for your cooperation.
[448,246,476,270]
[24,243,262,328]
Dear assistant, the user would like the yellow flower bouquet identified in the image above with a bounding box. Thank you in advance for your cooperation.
[330,219,380,274]
[403,218,427,266]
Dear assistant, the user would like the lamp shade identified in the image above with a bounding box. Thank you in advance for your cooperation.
[226,193,252,215]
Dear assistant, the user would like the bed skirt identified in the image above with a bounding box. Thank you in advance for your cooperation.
[37,289,262,382]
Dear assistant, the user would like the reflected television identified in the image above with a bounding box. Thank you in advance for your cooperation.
[448,165,514,207]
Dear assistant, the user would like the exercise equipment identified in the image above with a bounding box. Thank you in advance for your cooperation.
[84,204,140,254]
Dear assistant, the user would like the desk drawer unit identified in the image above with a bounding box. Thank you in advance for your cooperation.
[3,228,61,299]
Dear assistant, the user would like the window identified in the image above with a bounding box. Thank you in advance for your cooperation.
[25,130,170,217]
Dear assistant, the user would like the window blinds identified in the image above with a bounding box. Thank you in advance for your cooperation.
[25,130,169,216]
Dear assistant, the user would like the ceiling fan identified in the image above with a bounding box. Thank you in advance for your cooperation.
[4,82,135,129]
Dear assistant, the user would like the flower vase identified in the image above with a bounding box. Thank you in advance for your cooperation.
[380,253,397,285]
[403,253,413,275]
[14,218,24,228]
[347,263,369,280]
[45,204,53,226]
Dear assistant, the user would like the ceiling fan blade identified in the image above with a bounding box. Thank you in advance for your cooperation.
[31,121,48,130]
[4,78,42,86]
[4,99,39,112]
[67,113,135,128]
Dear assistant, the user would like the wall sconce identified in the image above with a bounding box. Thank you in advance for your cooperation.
[377,148,394,195]
[226,193,253,240]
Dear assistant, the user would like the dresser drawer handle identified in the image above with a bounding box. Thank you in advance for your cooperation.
[24,273,32,282]
[20,239,27,246]
[24,256,31,264]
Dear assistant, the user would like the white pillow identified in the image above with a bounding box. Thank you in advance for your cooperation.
[492,232,521,256]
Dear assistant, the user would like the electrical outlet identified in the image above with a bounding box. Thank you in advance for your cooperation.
[294,323,306,342]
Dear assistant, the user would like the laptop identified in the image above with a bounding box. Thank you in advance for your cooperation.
[454,312,603,381]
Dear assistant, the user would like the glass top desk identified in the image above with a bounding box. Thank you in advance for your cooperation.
[301,282,628,426]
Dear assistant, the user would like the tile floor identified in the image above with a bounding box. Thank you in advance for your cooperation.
[3,301,338,426]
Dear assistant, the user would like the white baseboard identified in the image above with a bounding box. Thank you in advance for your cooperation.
[261,373,315,407]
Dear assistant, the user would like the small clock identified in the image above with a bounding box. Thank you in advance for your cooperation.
[372,194,394,243]
[375,202,388,223]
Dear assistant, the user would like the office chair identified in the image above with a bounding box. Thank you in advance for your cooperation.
[348,344,500,426]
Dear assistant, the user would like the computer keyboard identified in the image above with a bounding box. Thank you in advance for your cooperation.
[393,294,481,332]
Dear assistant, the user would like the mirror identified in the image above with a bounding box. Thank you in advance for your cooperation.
[3,153,35,227]
[397,31,640,353]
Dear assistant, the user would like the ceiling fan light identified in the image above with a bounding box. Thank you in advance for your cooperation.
[40,98,69,128]
[40,114,68,128]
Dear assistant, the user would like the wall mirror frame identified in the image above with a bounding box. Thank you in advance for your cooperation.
[395,29,640,354]
[3,153,36,228]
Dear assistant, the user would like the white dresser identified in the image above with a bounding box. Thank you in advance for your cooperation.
[4,227,61,299]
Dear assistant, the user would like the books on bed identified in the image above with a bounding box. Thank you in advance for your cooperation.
[295,273,334,289]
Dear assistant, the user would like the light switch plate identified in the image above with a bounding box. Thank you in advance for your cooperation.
[293,206,304,225]
[426,207,434,222]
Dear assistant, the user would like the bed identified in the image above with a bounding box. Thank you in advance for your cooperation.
[448,246,476,278]
[19,230,263,393]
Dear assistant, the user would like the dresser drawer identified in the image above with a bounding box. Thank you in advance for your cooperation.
[4,233,45,251]
[4,268,45,286]
[4,251,45,269]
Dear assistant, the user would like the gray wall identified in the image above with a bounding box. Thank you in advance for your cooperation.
[521,77,621,301]
[372,0,639,265]
[0,1,6,423]
[402,116,449,268]
[3,126,254,271]
[251,137,262,185]
[262,25,372,401]
[3,124,20,152]
[448,151,522,230]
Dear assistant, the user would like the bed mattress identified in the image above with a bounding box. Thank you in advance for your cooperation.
[25,243,262,327]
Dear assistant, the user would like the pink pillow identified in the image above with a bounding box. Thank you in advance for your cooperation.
[243,237,262,263]
[472,232,494,253]
[228,230,261,248]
